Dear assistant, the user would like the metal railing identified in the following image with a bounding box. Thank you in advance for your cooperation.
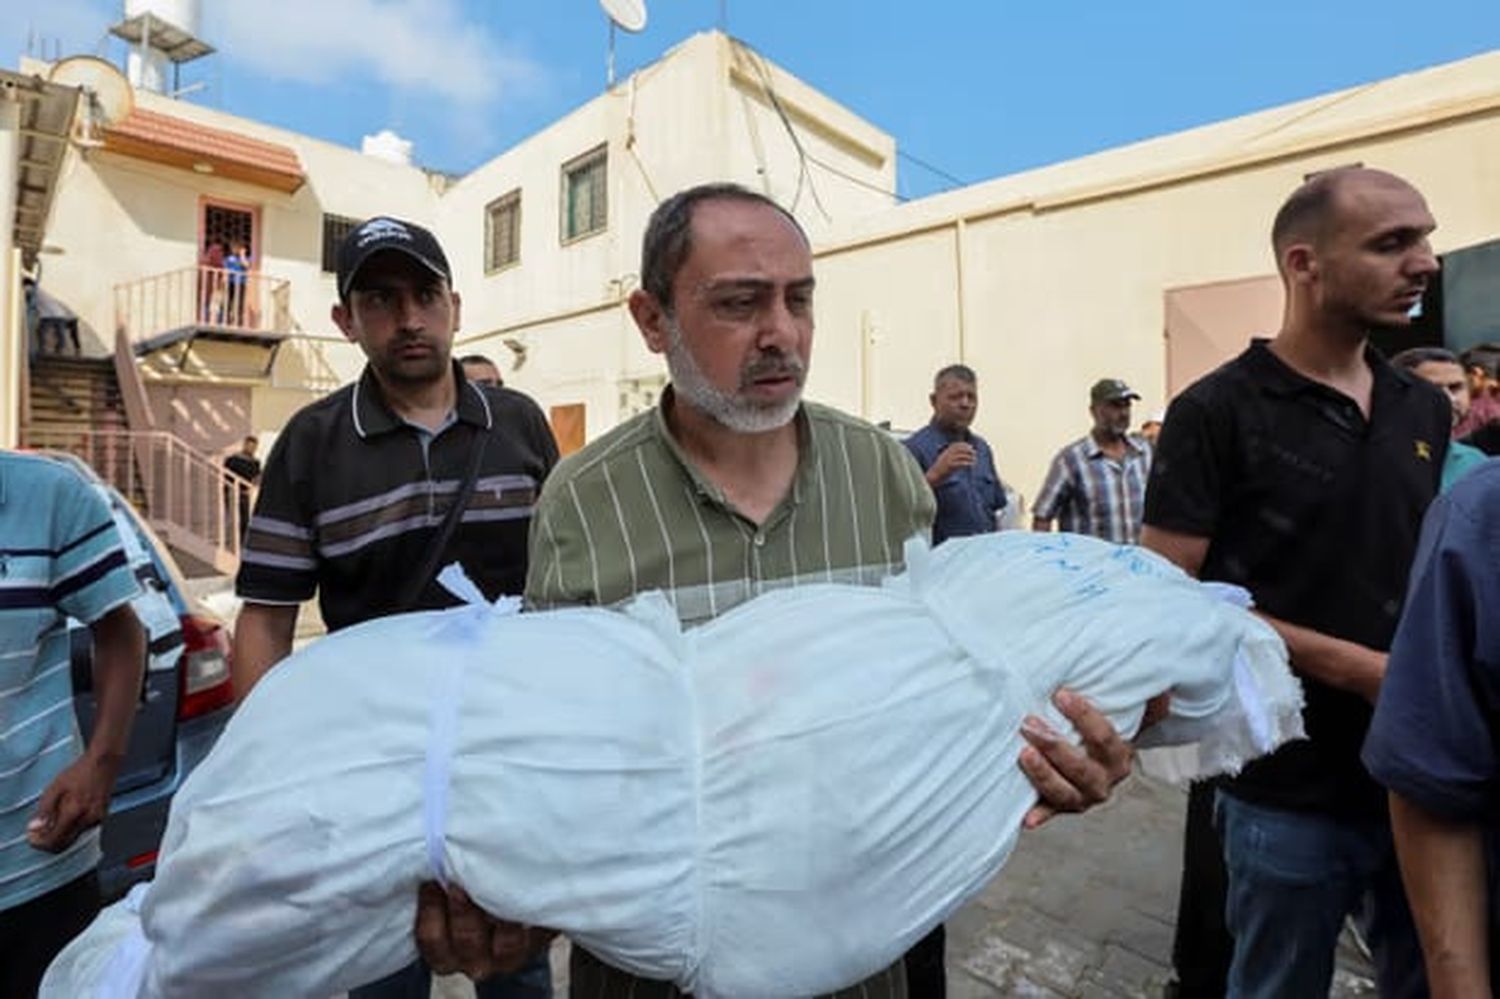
[114,266,292,346]
[24,427,252,574]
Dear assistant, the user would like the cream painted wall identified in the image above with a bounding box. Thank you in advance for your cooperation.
[809,227,963,432]
[810,108,1500,503]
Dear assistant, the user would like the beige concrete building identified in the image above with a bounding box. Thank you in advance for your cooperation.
[5,28,1498,561]
[6,32,895,456]
[436,32,897,448]
[28,53,442,443]
[802,47,1500,497]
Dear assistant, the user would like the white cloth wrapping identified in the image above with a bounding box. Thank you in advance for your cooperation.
[45,532,1302,999]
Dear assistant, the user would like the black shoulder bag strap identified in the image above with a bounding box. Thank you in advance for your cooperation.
[396,430,489,611]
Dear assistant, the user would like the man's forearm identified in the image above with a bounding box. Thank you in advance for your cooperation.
[87,605,146,761]
[1031,517,1053,533]
[232,603,299,700]
[1257,613,1384,701]
[1390,793,1490,998]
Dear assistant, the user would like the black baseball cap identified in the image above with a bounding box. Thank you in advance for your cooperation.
[1089,378,1141,405]
[336,216,451,300]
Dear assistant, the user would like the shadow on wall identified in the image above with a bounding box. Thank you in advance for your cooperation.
[271,337,350,395]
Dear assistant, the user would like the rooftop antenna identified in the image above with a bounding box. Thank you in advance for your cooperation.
[600,0,647,87]
[48,56,136,149]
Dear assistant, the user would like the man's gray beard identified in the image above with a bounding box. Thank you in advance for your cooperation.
[664,318,804,434]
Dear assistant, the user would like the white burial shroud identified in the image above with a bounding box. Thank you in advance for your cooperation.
[45,532,1303,998]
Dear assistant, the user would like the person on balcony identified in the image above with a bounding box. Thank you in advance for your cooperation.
[224,241,251,327]
[200,238,226,324]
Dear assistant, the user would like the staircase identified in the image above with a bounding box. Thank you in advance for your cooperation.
[22,355,246,577]
[25,356,144,509]
[28,355,129,437]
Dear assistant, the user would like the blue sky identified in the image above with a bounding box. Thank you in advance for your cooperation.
[11,1,1500,199]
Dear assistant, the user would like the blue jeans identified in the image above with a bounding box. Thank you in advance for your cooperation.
[350,954,551,999]
[1214,791,1427,999]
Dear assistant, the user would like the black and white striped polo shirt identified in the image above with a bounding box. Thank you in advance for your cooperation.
[236,364,558,632]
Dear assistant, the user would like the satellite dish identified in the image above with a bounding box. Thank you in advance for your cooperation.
[600,0,647,86]
[49,56,135,147]
[600,0,647,32]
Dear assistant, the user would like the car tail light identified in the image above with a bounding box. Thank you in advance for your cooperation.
[178,614,234,720]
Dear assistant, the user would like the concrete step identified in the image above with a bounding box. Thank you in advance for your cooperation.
[27,355,130,438]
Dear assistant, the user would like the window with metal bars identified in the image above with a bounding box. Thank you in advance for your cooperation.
[485,190,522,272]
[560,146,607,243]
[321,214,361,273]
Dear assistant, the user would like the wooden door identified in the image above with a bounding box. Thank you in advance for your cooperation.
[1164,276,1283,397]
[549,403,586,457]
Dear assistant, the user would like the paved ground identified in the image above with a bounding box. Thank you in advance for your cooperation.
[429,775,1379,998]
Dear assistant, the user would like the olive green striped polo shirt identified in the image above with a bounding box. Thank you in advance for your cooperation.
[525,398,935,626]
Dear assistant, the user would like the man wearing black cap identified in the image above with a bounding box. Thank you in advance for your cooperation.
[231,216,559,998]
[1031,378,1153,544]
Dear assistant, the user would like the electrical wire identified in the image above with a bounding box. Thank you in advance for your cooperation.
[897,150,967,191]
[733,38,935,208]
[734,39,834,220]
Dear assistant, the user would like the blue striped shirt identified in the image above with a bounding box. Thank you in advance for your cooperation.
[1033,435,1153,544]
[0,452,140,911]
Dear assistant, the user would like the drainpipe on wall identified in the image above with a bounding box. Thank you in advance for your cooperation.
[859,309,874,421]
[0,95,19,449]
[1,248,19,450]
[954,218,969,364]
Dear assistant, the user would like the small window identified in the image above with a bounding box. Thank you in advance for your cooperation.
[321,214,361,273]
[485,190,522,272]
[560,146,607,243]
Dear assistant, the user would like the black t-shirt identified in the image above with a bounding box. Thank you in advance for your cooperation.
[224,453,261,483]
[1144,339,1451,817]
[236,365,559,633]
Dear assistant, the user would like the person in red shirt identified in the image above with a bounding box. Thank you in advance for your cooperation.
[1454,344,1500,438]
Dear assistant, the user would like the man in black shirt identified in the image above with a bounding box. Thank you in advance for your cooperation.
[223,435,261,543]
[233,216,558,999]
[1143,168,1449,998]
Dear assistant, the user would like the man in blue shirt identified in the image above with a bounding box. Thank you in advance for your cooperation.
[1364,460,1499,997]
[0,450,146,997]
[899,363,1008,993]
[904,364,1007,546]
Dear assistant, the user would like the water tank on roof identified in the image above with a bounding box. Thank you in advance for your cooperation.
[362,130,414,167]
[117,0,209,93]
[124,0,202,36]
